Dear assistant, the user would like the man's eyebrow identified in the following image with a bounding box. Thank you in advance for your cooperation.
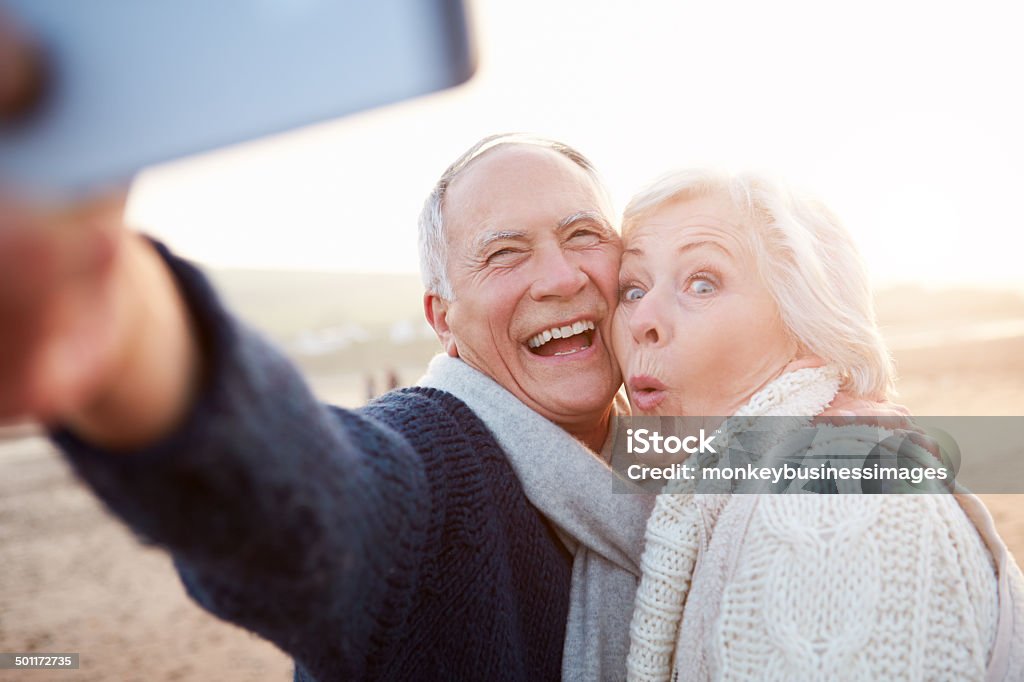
[473,211,613,254]
[558,210,614,236]
[475,230,529,252]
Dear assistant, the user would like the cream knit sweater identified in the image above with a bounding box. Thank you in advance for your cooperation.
[627,367,1024,681]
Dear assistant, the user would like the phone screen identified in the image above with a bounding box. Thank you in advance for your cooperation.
[0,0,474,195]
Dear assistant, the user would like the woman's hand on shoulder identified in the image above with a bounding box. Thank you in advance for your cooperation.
[816,392,943,463]
[819,391,910,421]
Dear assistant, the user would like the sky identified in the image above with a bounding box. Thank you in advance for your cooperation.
[128,0,1024,289]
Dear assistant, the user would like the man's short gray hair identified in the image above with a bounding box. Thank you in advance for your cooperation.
[623,169,896,400]
[418,133,610,300]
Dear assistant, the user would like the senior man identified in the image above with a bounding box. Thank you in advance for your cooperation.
[0,134,655,681]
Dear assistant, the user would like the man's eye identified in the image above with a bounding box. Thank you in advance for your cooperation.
[569,229,601,245]
[487,248,518,263]
[620,286,646,302]
[688,278,716,295]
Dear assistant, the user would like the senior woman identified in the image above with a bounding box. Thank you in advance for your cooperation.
[613,170,1024,681]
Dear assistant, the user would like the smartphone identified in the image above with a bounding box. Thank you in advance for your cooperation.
[0,0,475,195]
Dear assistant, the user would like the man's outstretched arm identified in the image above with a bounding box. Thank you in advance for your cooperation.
[1,197,434,678]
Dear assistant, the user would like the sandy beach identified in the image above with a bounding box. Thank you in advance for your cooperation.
[2,326,1022,681]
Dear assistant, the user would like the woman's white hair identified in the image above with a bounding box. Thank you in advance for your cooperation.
[623,169,895,400]
[418,133,611,301]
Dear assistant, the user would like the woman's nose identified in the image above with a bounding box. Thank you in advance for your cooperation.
[627,291,669,346]
[529,248,587,300]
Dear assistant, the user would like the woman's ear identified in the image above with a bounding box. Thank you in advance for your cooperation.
[423,293,459,357]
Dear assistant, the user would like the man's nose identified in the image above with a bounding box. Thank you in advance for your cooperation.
[627,290,670,347]
[529,247,587,300]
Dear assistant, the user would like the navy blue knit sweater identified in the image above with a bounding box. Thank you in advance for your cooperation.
[53,244,573,681]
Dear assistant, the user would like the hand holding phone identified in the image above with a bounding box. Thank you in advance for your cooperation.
[0,191,128,421]
[0,189,206,450]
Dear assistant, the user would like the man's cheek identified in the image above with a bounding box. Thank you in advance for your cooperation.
[609,326,630,366]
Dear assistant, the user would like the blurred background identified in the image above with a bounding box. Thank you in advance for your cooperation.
[3,0,1024,679]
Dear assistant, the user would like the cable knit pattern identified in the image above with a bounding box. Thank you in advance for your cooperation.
[51,243,573,682]
[628,366,1024,681]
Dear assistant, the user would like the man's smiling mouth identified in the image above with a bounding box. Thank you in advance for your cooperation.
[526,320,596,357]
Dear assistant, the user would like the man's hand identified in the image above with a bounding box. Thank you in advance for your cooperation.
[0,192,201,449]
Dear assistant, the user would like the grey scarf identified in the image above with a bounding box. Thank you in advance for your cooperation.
[418,354,655,680]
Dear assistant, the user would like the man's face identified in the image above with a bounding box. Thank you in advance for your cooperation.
[429,145,622,428]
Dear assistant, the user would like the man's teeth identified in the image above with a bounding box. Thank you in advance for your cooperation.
[527,320,596,349]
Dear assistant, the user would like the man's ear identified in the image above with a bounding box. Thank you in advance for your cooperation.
[423,293,459,358]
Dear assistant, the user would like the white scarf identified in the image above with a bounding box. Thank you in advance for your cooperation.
[418,354,655,681]
[627,366,1024,681]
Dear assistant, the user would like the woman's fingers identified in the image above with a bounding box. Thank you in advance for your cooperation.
[814,393,946,465]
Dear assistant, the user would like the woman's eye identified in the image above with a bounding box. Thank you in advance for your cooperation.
[621,286,646,302]
[688,278,716,295]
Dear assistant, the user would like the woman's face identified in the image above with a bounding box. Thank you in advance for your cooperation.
[612,193,799,416]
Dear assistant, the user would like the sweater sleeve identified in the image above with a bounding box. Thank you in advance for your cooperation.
[50,241,433,678]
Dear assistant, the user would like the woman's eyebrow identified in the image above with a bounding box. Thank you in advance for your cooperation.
[623,239,731,260]
[677,240,731,257]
